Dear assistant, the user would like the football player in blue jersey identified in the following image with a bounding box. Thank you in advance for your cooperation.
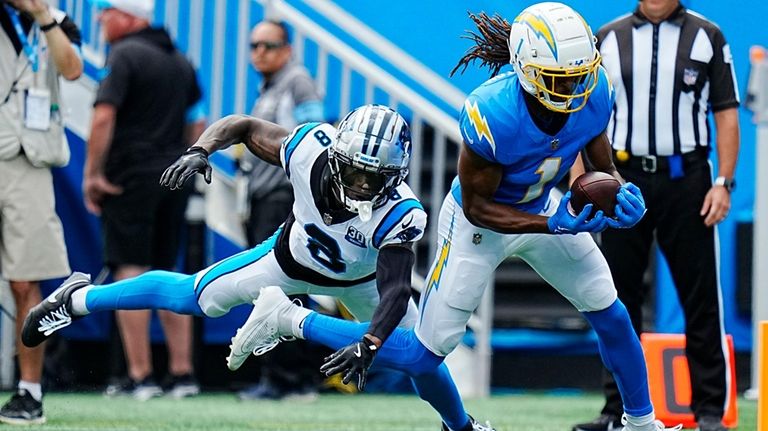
[222,3,679,431]
[21,104,492,431]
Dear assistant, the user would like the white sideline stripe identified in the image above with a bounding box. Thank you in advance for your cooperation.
[234,0,251,115]
[188,0,203,68]
[210,0,226,120]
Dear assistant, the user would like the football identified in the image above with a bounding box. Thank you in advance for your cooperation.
[569,172,621,218]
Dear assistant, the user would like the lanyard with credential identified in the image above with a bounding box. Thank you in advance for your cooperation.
[3,5,40,73]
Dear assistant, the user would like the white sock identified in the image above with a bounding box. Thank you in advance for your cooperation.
[279,305,311,339]
[625,411,656,430]
[295,313,311,339]
[69,286,93,316]
[18,381,42,402]
[292,308,312,339]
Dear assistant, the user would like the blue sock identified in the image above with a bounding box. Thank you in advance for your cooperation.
[303,313,470,429]
[304,313,440,373]
[583,300,653,417]
[412,364,471,431]
[85,270,203,315]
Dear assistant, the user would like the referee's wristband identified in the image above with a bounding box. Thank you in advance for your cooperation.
[39,21,59,32]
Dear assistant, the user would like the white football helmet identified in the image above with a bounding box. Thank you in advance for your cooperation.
[508,2,601,113]
[329,104,411,221]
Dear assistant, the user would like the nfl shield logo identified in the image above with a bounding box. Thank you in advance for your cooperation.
[551,138,560,150]
[683,68,699,86]
[472,233,482,245]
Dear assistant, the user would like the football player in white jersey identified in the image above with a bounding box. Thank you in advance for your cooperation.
[21,104,493,431]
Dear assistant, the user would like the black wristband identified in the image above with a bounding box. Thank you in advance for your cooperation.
[186,146,209,157]
[39,21,59,32]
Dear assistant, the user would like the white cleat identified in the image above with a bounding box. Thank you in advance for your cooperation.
[226,286,297,371]
[621,416,683,431]
[441,415,495,431]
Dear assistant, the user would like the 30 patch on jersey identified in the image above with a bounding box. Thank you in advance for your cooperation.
[345,226,366,248]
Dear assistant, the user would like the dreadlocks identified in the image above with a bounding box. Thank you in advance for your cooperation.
[450,12,512,78]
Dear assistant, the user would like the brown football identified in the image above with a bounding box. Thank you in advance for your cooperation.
[569,172,621,218]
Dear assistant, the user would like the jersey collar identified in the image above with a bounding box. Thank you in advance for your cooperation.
[632,4,686,28]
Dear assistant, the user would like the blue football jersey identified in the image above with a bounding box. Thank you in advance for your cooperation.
[453,67,615,214]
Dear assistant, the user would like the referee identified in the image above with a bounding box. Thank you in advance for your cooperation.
[573,1,739,431]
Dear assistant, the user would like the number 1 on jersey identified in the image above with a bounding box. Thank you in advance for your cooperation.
[518,157,561,203]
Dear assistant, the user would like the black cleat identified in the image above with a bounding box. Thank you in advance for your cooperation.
[696,416,727,431]
[104,376,164,401]
[572,414,623,431]
[441,415,495,431]
[21,272,91,347]
[164,373,201,399]
[0,389,45,425]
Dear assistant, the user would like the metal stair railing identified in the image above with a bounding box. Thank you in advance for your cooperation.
[263,0,491,397]
[55,0,492,397]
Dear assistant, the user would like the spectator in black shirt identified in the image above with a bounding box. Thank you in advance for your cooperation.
[84,0,206,400]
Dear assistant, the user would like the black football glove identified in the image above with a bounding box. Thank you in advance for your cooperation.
[319,337,378,391]
[159,147,212,190]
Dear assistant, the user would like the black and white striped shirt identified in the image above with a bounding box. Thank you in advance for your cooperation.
[597,6,739,156]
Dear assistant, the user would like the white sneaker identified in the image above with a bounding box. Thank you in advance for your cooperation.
[441,415,495,431]
[226,286,304,371]
[620,415,683,431]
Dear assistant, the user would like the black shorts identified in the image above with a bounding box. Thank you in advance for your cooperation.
[100,177,191,270]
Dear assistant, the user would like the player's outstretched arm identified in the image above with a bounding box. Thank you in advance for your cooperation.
[193,114,290,160]
[320,243,415,391]
[160,115,290,189]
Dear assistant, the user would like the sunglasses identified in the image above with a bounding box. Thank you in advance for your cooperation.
[249,41,286,51]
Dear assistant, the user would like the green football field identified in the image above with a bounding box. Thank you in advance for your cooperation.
[0,392,757,431]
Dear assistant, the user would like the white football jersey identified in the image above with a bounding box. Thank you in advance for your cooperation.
[277,122,427,284]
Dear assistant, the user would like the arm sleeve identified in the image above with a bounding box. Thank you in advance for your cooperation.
[291,74,322,105]
[188,70,203,108]
[185,100,206,123]
[94,47,132,109]
[366,244,416,342]
[184,72,205,123]
[59,15,81,47]
[707,27,740,111]
[291,74,324,123]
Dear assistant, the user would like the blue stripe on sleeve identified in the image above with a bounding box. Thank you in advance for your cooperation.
[284,122,321,178]
[293,101,325,123]
[372,198,423,248]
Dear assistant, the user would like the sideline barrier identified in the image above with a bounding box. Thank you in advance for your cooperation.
[641,333,737,429]
[758,321,767,431]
